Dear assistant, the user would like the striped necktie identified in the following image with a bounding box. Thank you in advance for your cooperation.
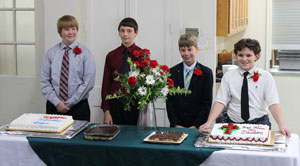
[59,47,71,101]
[185,69,192,90]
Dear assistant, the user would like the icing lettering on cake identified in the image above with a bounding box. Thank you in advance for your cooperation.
[208,123,270,145]
[7,113,74,133]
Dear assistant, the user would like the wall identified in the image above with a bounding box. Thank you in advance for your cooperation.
[216,0,267,69]
[269,76,300,135]
[180,0,217,95]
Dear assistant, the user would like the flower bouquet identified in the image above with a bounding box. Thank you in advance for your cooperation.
[105,48,190,111]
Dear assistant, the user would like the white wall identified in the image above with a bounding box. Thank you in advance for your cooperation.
[180,0,217,95]
[270,76,300,135]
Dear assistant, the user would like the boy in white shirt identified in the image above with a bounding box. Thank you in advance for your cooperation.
[199,38,290,138]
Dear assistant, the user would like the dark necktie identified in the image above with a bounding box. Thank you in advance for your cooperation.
[59,47,70,101]
[121,48,130,74]
[241,71,249,122]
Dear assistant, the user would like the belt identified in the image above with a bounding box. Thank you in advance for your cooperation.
[227,114,268,124]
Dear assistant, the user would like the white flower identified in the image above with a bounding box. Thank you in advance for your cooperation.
[145,75,155,85]
[152,68,161,77]
[140,74,145,78]
[161,86,169,96]
[138,86,147,96]
[129,71,139,77]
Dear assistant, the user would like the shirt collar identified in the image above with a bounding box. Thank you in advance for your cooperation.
[183,61,197,72]
[121,43,137,53]
[60,41,78,50]
[238,66,256,76]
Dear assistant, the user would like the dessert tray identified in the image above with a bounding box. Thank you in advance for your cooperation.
[144,131,188,144]
[84,125,120,141]
[0,120,89,139]
[194,131,287,152]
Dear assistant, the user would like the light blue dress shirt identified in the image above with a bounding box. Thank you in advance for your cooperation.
[40,41,96,107]
[183,61,197,89]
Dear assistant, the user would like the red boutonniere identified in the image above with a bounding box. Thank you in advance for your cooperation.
[250,71,261,82]
[193,66,203,76]
[73,46,82,55]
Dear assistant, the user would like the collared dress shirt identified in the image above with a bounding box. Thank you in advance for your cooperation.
[101,43,141,110]
[40,41,96,108]
[216,67,280,122]
[183,61,197,89]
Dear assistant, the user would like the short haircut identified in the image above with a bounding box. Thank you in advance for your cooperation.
[57,15,79,36]
[118,17,138,32]
[178,34,198,48]
[234,38,261,55]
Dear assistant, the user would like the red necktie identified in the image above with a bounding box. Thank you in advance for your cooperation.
[59,47,70,101]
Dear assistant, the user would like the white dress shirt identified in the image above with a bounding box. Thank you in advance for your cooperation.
[216,67,279,122]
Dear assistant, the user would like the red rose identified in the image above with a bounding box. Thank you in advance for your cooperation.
[233,125,239,129]
[140,60,148,67]
[121,86,127,94]
[193,69,202,76]
[149,60,158,68]
[167,78,174,88]
[225,129,232,134]
[132,61,140,67]
[140,48,150,55]
[73,46,81,54]
[160,65,170,73]
[132,51,140,58]
[253,72,259,82]
[221,125,228,129]
[128,76,137,86]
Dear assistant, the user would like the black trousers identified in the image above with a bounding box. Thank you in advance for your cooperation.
[110,99,139,125]
[46,99,90,121]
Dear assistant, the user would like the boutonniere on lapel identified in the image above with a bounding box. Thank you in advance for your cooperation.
[249,71,261,82]
[73,46,82,55]
[193,66,203,76]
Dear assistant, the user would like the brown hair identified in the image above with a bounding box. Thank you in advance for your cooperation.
[178,34,198,48]
[234,38,261,55]
[118,17,138,33]
[57,15,79,36]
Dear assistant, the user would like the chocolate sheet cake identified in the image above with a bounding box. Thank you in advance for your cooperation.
[148,131,185,142]
[84,125,120,140]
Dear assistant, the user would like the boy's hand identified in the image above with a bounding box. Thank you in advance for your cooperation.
[199,122,212,133]
[279,127,291,138]
[175,125,185,128]
[103,111,113,124]
[56,101,70,113]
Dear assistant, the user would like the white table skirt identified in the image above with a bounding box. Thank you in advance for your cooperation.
[201,134,300,166]
[0,135,45,166]
[0,134,299,166]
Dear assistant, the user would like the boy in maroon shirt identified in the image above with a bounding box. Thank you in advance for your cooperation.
[101,17,141,125]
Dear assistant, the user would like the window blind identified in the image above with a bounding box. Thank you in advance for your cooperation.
[272,0,300,49]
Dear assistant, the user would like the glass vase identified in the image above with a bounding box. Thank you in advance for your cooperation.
[137,101,157,132]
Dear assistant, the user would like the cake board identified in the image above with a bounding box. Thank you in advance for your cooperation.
[194,131,287,152]
[0,120,89,139]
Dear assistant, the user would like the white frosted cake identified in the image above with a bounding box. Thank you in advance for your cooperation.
[208,123,270,145]
[7,113,74,133]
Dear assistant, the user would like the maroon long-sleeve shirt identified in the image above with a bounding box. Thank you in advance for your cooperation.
[101,44,141,110]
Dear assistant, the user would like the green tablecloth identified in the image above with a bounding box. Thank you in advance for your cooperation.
[27,125,222,166]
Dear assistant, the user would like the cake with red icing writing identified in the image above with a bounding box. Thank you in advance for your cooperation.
[208,123,270,145]
[7,113,74,133]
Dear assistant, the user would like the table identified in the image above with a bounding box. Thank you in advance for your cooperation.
[0,125,299,166]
